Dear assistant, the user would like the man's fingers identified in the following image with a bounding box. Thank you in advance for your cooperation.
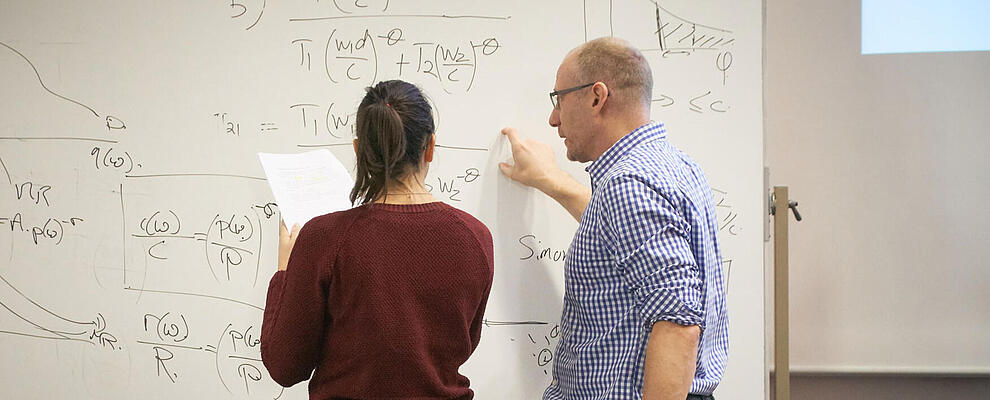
[501,127,521,147]
[290,223,301,240]
[279,220,288,237]
[498,162,513,177]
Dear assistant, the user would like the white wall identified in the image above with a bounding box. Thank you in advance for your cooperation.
[766,0,990,395]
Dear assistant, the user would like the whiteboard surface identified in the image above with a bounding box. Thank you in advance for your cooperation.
[0,1,764,398]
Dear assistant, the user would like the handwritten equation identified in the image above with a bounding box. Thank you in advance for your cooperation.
[123,177,279,305]
[294,26,502,94]
[0,212,84,246]
[136,309,281,398]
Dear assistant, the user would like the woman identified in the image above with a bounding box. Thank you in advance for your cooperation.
[261,80,494,399]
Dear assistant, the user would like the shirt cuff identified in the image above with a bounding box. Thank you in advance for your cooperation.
[638,288,705,330]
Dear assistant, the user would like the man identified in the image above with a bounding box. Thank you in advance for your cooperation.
[498,37,728,400]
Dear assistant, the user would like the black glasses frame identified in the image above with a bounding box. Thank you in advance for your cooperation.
[549,82,596,109]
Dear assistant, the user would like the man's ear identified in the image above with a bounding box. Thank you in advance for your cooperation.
[423,134,436,163]
[590,82,609,111]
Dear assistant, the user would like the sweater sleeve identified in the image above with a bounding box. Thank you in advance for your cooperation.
[260,221,332,387]
[467,220,495,352]
[469,262,494,351]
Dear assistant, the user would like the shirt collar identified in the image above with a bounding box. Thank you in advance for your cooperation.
[586,121,667,188]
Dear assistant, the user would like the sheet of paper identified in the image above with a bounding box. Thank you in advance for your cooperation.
[257,149,354,228]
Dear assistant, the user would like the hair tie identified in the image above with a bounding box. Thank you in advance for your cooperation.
[386,103,391,108]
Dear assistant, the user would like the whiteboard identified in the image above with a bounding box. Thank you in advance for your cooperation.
[0,0,765,398]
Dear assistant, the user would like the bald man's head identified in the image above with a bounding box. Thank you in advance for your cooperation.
[568,37,653,108]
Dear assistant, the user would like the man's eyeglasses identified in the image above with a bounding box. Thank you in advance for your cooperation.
[549,82,596,109]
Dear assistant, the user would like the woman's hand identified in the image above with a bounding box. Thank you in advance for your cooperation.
[278,220,301,271]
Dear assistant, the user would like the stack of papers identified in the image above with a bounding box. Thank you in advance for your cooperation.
[258,150,354,228]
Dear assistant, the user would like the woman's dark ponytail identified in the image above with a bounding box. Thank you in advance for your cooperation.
[350,80,435,205]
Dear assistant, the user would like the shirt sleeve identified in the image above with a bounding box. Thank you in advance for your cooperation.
[260,221,332,387]
[599,174,705,330]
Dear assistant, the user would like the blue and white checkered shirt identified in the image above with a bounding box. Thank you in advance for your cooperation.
[544,121,728,399]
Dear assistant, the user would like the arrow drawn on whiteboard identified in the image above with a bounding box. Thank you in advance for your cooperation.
[0,273,119,349]
[0,41,126,132]
[482,319,549,327]
[0,41,97,117]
